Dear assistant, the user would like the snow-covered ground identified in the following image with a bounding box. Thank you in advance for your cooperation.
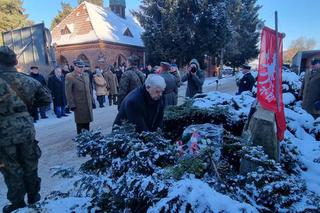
[0,75,237,209]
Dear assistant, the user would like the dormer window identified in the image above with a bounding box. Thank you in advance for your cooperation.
[61,26,71,35]
[123,27,133,37]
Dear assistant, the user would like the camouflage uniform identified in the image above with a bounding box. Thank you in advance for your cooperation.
[117,67,145,108]
[0,47,51,210]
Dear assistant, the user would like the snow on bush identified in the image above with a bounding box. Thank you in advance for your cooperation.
[20,69,320,212]
[148,179,257,213]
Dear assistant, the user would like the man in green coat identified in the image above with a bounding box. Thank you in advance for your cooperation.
[0,46,51,213]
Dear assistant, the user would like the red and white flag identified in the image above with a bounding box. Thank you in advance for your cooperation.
[257,26,286,141]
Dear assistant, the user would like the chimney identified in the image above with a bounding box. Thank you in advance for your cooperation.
[109,0,126,18]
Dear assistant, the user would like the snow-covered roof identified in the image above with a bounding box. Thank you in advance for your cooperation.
[53,1,144,47]
[84,1,144,47]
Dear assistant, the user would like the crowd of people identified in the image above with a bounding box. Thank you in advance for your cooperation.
[1,42,320,212]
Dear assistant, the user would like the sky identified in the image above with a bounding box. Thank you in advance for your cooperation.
[23,0,320,50]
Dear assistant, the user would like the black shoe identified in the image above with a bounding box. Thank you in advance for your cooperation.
[3,202,26,213]
[62,114,68,117]
[99,105,104,108]
[41,116,48,119]
[28,193,41,205]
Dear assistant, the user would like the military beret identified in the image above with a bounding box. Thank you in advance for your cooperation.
[0,46,17,66]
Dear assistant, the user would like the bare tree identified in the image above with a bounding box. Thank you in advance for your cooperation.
[284,37,317,63]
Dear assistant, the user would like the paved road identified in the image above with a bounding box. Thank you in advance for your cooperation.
[0,75,237,207]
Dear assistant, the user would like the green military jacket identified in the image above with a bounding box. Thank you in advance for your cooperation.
[0,65,51,146]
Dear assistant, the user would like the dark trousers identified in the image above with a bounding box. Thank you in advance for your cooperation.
[76,123,90,134]
[108,95,117,106]
[0,141,41,205]
[32,107,47,120]
[97,95,105,107]
[56,105,66,118]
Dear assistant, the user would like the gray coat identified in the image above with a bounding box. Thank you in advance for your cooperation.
[181,59,205,98]
[160,71,179,107]
[65,72,93,124]
[300,69,320,116]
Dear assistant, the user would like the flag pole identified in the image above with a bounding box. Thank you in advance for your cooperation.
[275,11,280,112]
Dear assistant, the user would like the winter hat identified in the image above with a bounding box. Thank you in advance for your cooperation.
[0,45,17,66]
[30,66,39,70]
[189,59,200,69]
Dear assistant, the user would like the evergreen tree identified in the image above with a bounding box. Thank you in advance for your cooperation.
[78,0,103,6]
[51,2,74,30]
[135,0,233,66]
[224,0,261,68]
[0,0,33,45]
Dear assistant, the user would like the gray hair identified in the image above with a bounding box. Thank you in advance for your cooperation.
[145,74,166,90]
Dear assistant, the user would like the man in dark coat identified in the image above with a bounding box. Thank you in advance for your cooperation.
[299,58,320,118]
[237,64,255,95]
[48,66,67,118]
[117,55,146,108]
[29,66,48,120]
[113,74,166,132]
[181,58,205,98]
[65,59,94,134]
[160,62,179,107]
[0,46,51,213]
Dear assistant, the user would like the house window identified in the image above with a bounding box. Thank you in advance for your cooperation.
[123,27,133,37]
[61,26,71,35]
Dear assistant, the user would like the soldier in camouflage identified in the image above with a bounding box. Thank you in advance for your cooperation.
[0,46,51,213]
[117,55,146,108]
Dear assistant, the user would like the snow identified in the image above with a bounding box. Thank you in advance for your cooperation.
[283,92,296,105]
[85,2,144,47]
[148,178,257,213]
[18,197,92,213]
[53,2,144,47]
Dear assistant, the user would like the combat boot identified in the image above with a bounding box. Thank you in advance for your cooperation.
[28,193,41,204]
[3,202,26,213]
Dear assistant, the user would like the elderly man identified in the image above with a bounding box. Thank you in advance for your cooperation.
[299,58,320,118]
[113,74,166,132]
[65,59,94,134]
[48,66,67,118]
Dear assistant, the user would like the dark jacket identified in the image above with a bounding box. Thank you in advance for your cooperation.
[238,72,255,94]
[181,59,205,98]
[113,86,164,132]
[161,71,179,107]
[48,74,67,106]
[30,72,47,86]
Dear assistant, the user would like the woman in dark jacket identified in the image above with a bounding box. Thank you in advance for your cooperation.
[48,66,67,118]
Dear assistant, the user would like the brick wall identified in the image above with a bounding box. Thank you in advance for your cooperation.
[56,41,144,69]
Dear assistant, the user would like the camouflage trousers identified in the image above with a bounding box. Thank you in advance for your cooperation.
[0,140,41,205]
